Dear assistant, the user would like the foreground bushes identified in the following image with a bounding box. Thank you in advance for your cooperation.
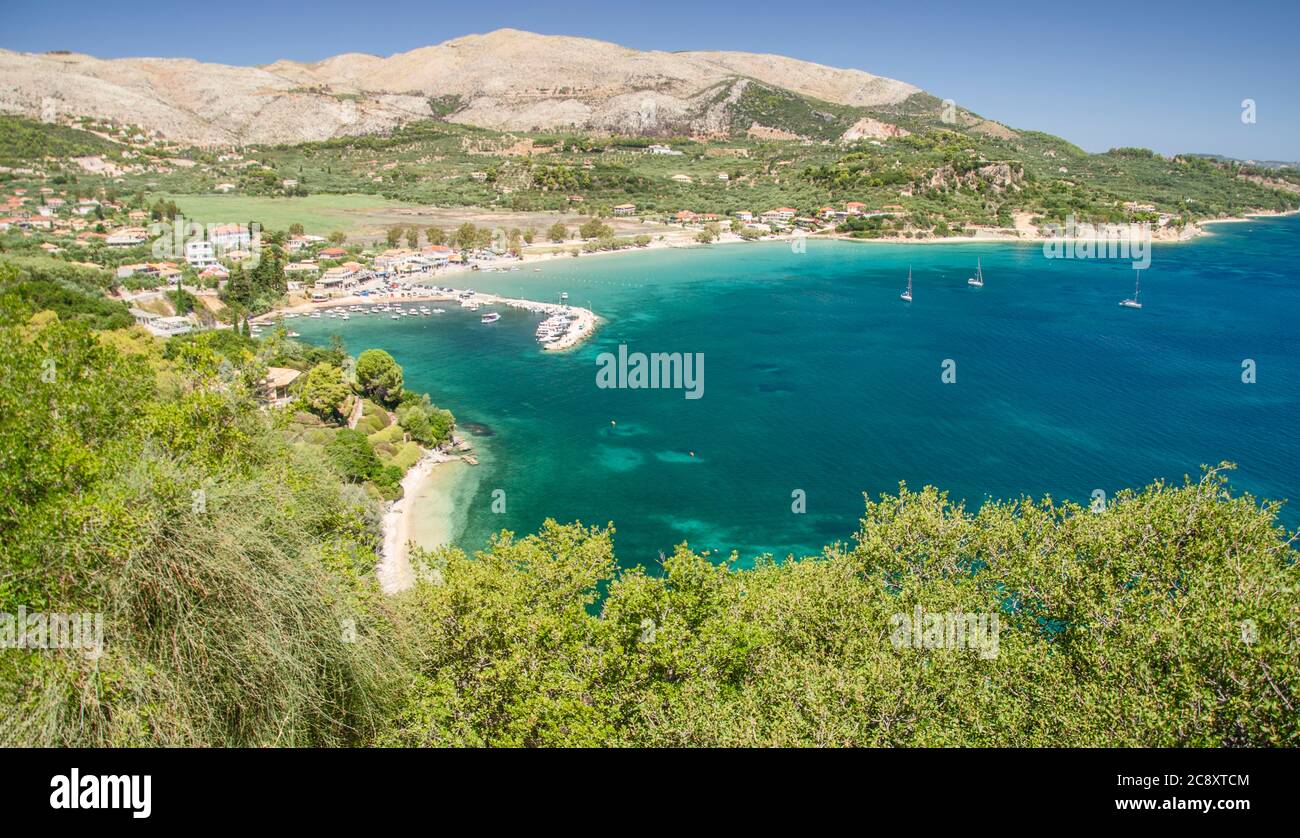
[387,476,1297,746]
[1,314,400,745]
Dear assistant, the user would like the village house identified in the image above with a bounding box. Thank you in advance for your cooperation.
[118,262,182,282]
[262,367,302,408]
[199,264,229,283]
[129,308,193,337]
[223,249,254,264]
[284,261,319,276]
[287,234,326,252]
[209,223,252,250]
[612,203,637,216]
[373,248,414,271]
[185,240,217,268]
[117,263,150,279]
[316,261,367,289]
[375,248,444,275]
[107,227,149,247]
[318,246,348,261]
[760,207,797,224]
[420,244,452,265]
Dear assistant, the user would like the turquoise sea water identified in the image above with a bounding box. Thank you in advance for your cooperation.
[293,216,1300,568]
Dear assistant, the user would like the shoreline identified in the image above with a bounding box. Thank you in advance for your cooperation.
[377,449,457,594]
[254,208,1300,330]
[488,206,1300,264]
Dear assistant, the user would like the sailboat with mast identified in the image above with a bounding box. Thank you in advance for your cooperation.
[967,258,984,287]
[900,267,913,302]
[1120,270,1143,309]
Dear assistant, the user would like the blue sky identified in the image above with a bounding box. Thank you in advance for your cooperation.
[2,0,1296,160]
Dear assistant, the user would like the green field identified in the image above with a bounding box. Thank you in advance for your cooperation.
[166,193,418,236]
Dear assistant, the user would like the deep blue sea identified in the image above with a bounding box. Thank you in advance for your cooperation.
[294,216,1300,568]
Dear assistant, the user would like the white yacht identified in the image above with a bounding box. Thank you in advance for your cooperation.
[1120,271,1143,309]
[967,259,984,287]
[900,267,913,303]
[481,312,501,324]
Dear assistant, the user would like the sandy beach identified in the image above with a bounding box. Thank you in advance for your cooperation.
[377,449,456,594]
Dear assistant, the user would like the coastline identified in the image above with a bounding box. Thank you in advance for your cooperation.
[254,207,1300,330]
[377,449,457,594]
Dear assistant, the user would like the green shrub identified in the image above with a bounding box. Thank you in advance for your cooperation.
[395,395,454,447]
[368,424,405,444]
[302,427,335,446]
[324,428,382,483]
[356,349,404,406]
[390,441,424,471]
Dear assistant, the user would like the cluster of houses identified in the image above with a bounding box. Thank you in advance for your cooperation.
[0,187,146,238]
[1121,201,1175,226]
[603,201,903,231]
[664,202,907,232]
[298,244,456,300]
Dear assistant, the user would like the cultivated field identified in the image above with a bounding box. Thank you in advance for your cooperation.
[167,193,679,243]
